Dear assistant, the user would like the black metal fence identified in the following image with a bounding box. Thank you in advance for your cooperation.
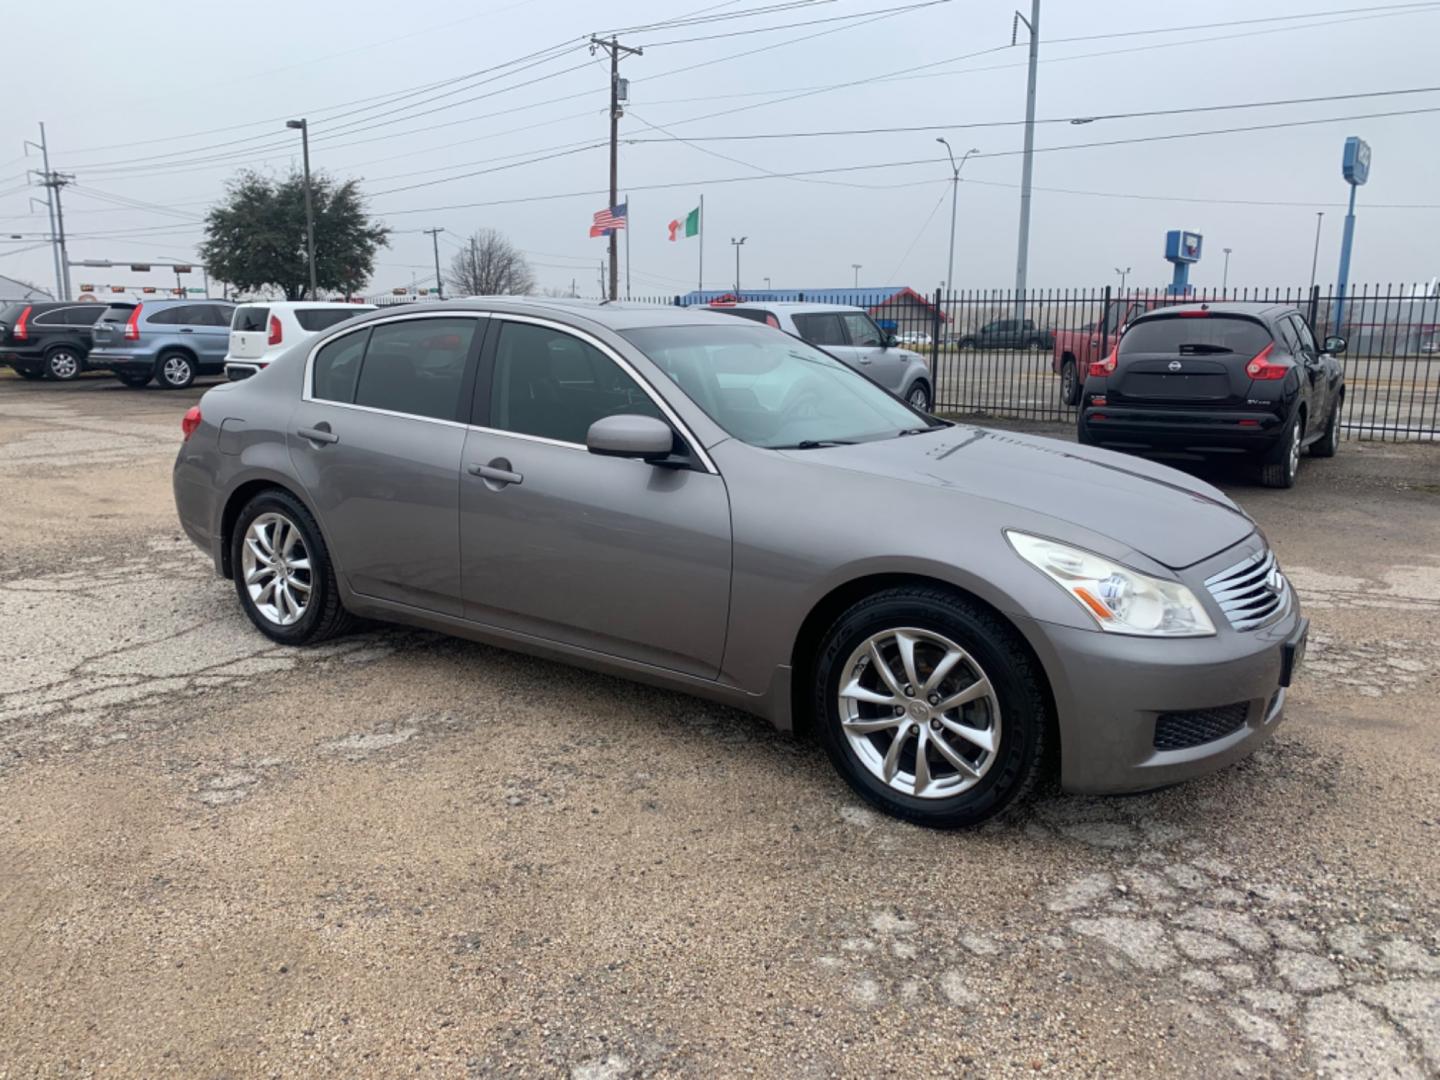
[617,283,1440,443]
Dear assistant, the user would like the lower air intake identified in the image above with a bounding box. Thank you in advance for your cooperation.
[1153,703,1249,751]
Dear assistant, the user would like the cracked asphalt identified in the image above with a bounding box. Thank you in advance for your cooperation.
[1,373,1438,1079]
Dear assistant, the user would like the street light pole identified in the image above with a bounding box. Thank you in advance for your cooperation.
[1309,212,1324,292]
[936,140,979,295]
[1222,247,1232,293]
[1115,266,1131,293]
[286,119,318,298]
[1012,0,1041,315]
[852,263,862,288]
[731,236,746,293]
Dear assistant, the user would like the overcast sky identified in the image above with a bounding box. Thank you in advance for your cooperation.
[3,0,1438,299]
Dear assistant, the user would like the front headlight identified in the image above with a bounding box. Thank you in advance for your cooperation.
[1007,531,1216,637]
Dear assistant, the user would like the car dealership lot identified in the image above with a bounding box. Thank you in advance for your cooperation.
[2,374,1438,1077]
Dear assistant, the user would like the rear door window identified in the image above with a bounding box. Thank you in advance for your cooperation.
[145,305,195,326]
[1120,315,1272,356]
[791,313,846,347]
[353,317,477,422]
[296,308,364,332]
[232,306,270,332]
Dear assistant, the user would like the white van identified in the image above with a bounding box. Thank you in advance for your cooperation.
[224,301,376,380]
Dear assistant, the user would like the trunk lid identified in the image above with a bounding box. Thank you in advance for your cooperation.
[1111,312,1272,408]
[229,305,271,359]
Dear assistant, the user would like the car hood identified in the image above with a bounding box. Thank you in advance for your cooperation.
[790,424,1254,570]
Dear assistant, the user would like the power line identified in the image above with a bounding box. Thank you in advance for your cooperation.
[633,0,950,47]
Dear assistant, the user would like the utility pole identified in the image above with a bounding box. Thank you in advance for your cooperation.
[471,235,480,294]
[625,191,631,300]
[591,35,642,301]
[852,264,862,288]
[936,139,979,294]
[1309,212,1324,292]
[424,227,445,299]
[24,123,65,300]
[1012,1,1040,317]
[1115,266,1131,293]
[1222,247,1232,292]
[286,119,318,298]
[731,237,747,293]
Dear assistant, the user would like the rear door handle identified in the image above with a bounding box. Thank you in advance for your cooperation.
[468,460,523,486]
[297,426,339,445]
[179,328,195,334]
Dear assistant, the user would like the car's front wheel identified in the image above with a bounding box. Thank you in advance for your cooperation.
[156,351,196,389]
[1060,360,1080,406]
[813,587,1049,828]
[232,490,355,645]
[905,380,933,412]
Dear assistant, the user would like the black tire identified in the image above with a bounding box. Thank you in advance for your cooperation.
[1060,359,1080,406]
[1309,396,1341,458]
[1026,338,1045,352]
[1076,415,1096,446]
[115,370,152,388]
[231,489,356,645]
[958,338,977,351]
[812,587,1050,829]
[155,350,196,390]
[15,368,44,380]
[905,380,933,413]
[44,347,82,381]
[1259,411,1302,489]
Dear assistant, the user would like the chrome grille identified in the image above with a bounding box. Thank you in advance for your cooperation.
[1205,548,1288,631]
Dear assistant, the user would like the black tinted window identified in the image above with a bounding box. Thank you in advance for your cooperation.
[1120,315,1272,356]
[354,317,476,421]
[841,312,883,347]
[99,304,135,323]
[1274,317,1301,354]
[296,308,365,332]
[491,322,660,444]
[145,304,195,326]
[31,307,71,326]
[197,305,233,327]
[66,306,104,326]
[719,308,772,325]
[232,306,270,332]
[791,313,846,347]
[1290,315,1318,354]
[312,329,369,403]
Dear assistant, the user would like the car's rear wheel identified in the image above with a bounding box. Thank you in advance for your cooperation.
[1060,360,1080,406]
[44,348,81,381]
[905,380,933,412]
[1309,397,1341,458]
[813,587,1048,828]
[958,338,976,351]
[232,490,355,645]
[156,351,195,389]
[1026,339,1045,353]
[115,370,152,387]
[1260,412,1302,488]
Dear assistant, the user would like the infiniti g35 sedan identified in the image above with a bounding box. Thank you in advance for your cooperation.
[173,299,1307,828]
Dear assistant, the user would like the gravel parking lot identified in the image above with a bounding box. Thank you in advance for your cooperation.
[2,372,1438,1078]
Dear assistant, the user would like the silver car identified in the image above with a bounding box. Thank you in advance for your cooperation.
[718,302,934,411]
[173,299,1307,828]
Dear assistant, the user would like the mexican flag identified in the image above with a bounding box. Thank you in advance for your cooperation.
[667,207,700,241]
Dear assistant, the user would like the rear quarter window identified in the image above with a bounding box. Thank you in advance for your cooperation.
[1120,315,1272,356]
[296,308,364,332]
[232,306,270,332]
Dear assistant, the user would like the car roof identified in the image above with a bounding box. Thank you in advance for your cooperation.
[348,296,746,332]
[1130,301,1298,322]
[134,297,233,308]
[726,301,865,314]
[233,300,376,310]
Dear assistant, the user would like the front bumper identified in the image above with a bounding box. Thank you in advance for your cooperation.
[1081,404,1285,453]
[1015,584,1304,795]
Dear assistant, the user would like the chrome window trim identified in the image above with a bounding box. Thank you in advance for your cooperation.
[486,312,718,474]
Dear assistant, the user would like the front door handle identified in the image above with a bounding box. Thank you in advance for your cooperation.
[179,327,195,334]
[468,458,523,487]
[298,425,339,445]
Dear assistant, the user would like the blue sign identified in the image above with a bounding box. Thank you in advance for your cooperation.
[1164,230,1203,264]
[1342,136,1371,186]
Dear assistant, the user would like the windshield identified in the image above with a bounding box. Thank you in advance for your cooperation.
[622,323,928,449]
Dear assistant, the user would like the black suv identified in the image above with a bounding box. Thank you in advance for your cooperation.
[1077,302,1347,489]
[956,317,1055,351]
[0,301,108,381]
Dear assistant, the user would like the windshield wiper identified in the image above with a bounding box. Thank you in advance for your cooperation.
[1177,343,1233,354]
[772,439,856,449]
[895,426,938,437]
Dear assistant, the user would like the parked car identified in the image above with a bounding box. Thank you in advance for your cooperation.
[957,318,1054,352]
[1077,302,1346,489]
[225,301,376,381]
[716,301,933,410]
[1053,295,1174,405]
[88,299,236,389]
[174,298,1306,828]
[0,301,108,381]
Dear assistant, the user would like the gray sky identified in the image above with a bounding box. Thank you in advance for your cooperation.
[3,0,1438,299]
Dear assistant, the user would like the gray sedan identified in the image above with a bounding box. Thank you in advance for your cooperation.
[173,299,1307,827]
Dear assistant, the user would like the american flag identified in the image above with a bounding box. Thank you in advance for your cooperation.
[589,203,627,237]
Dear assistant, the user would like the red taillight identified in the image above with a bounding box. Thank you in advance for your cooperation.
[267,314,282,346]
[181,406,202,441]
[13,305,31,341]
[1245,342,1289,380]
[124,304,143,341]
[1088,345,1117,379]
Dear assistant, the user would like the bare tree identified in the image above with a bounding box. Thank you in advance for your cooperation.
[446,228,534,296]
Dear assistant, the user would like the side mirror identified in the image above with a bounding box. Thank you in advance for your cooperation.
[586,413,675,463]
[883,333,898,349]
[1323,335,1347,355]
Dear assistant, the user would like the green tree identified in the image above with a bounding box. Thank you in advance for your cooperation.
[200,169,389,300]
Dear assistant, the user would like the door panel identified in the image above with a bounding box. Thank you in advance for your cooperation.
[840,312,905,391]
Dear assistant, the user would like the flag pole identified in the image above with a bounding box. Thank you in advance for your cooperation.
[625,193,631,300]
[698,193,704,292]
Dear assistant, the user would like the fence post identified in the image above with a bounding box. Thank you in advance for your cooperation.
[1099,284,1113,358]
[1308,284,1320,329]
[931,287,943,368]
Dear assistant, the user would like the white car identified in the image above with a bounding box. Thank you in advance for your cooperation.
[224,302,375,381]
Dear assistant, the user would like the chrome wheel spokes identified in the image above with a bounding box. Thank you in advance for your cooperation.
[240,512,312,626]
[838,627,1001,799]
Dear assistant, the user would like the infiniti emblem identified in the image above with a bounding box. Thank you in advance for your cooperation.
[1168,360,1183,372]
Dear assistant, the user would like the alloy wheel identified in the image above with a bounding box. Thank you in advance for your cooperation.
[907,384,931,411]
[48,351,79,379]
[837,627,1001,799]
[162,355,193,387]
[241,513,312,626]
